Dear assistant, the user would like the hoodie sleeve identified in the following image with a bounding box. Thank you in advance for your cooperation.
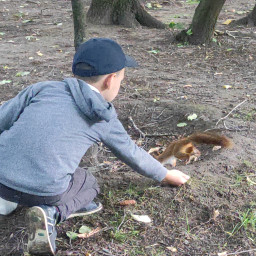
[101,117,168,182]
[0,85,34,134]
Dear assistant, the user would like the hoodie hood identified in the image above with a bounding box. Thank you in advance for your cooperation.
[64,78,116,122]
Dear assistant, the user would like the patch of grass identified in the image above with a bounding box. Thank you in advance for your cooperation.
[177,42,189,47]
[186,0,200,4]
[126,183,144,197]
[233,109,256,121]
[125,247,145,255]
[232,172,245,186]
[169,21,185,29]
[244,109,256,121]
[229,208,256,239]
[185,207,190,233]
[241,209,256,232]
[110,217,140,243]
[242,160,253,168]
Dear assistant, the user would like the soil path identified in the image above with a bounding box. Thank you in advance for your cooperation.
[0,0,255,255]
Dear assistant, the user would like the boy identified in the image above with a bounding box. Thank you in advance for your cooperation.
[0,38,190,255]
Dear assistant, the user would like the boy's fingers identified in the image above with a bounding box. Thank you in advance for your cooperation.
[183,174,190,180]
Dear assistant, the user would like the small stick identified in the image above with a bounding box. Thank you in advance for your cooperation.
[117,211,127,231]
[144,133,174,137]
[225,248,256,255]
[128,116,175,138]
[128,116,146,138]
[216,99,247,126]
[77,227,101,238]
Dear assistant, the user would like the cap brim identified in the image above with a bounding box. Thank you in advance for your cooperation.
[125,55,138,68]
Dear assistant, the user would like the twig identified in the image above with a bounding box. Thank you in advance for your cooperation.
[222,121,249,132]
[225,30,238,39]
[26,0,39,4]
[156,108,166,119]
[140,115,174,128]
[216,99,247,126]
[144,133,174,137]
[117,211,127,231]
[128,116,146,138]
[225,248,256,255]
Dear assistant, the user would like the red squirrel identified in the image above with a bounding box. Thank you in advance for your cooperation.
[155,132,233,167]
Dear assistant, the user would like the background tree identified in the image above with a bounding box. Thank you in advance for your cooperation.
[71,0,87,50]
[176,0,226,45]
[86,0,166,29]
[231,3,256,26]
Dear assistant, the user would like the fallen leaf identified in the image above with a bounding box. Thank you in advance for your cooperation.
[77,227,101,238]
[145,3,152,8]
[119,200,137,206]
[152,3,162,8]
[37,51,43,56]
[212,146,222,151]
[218,252,227,256]
[153,97,160,102]
[22,19,33,23]
[222,19,234,25]
[177,122,187,127]
[167,246,177,252]
[66,231,78,240]
[0,80,12,85]
[103,161,112,165]
[236,10,246,15]
[25,35,36,41]
[148,49,159,54]
[215,30,224,35]
[148,146,161,154]
[178,95,188,99]
[79,225,92,234]
[223,85,232,89]
[131,214,152,223]
[16,71,30,77]
[212,209,220,221]
[187,113,197,121]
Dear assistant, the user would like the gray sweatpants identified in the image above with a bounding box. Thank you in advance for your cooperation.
[0,168,100,222]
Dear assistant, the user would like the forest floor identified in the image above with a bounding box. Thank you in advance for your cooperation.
[0,0,256,255]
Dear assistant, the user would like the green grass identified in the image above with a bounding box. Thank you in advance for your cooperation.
[229,208,256,239]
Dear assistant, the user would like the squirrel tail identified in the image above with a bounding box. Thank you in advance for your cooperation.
[188,132,233,148]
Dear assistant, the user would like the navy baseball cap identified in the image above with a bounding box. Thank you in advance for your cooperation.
[72,38,138,77]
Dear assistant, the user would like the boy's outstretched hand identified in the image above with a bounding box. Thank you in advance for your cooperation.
[162,169,190,186]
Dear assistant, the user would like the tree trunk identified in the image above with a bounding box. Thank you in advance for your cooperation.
[231,3,256,26]
[87,0,166,29]
[176,0,226,45]
[71,0,87,50]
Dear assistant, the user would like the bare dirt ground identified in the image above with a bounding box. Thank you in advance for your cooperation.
[0,0,256,255]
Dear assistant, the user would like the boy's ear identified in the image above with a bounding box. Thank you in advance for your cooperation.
[103,73,116,89]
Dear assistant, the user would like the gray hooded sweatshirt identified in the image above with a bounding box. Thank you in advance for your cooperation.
[0,78,168,196]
